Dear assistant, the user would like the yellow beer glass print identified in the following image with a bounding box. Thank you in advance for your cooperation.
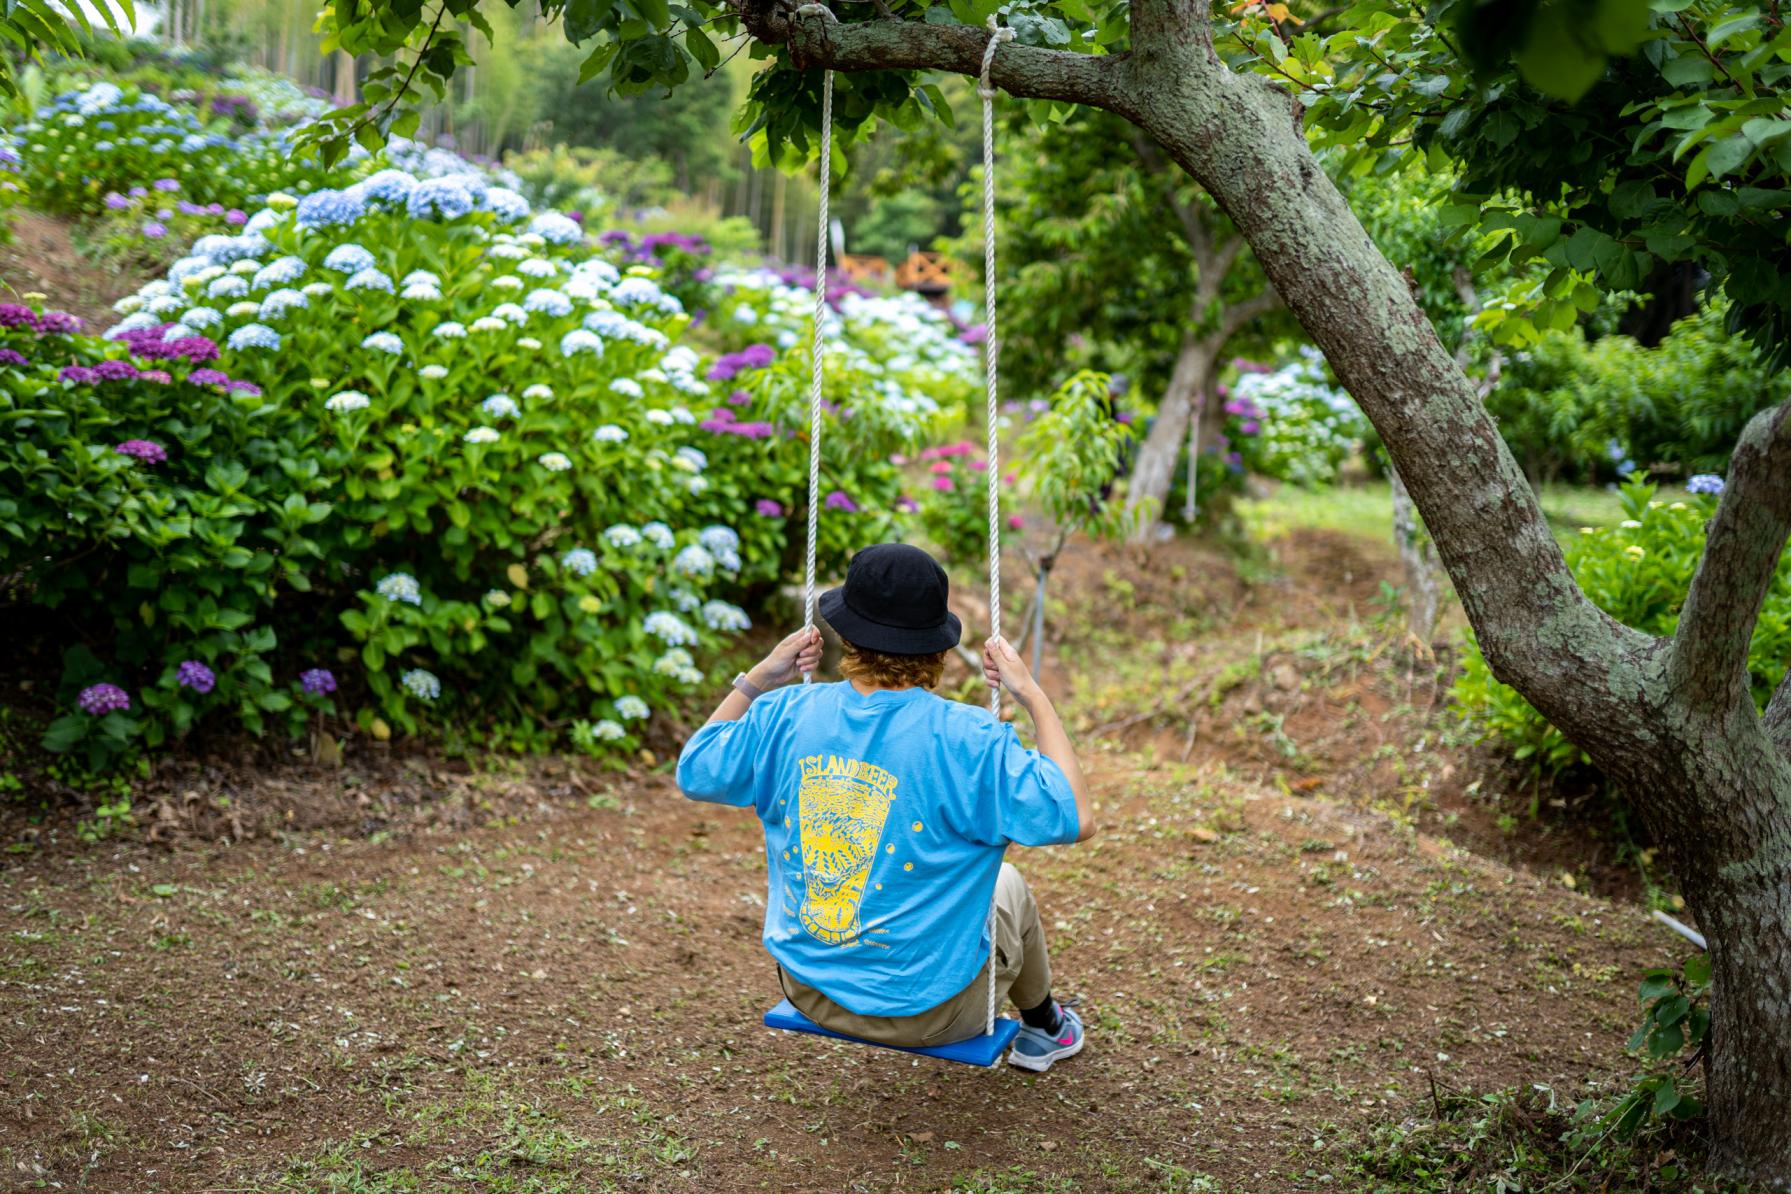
[796,754,898,945]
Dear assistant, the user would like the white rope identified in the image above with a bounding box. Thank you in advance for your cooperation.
[802,67,834,678]
[978,15,1013,1039]
[979,15,1013,724]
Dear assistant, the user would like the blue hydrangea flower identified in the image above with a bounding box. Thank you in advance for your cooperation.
[355,169,418,208]
[669,587,701,613]
[227,323,281,351]
[1687,474,1725,496]
[528,212,584,245]
[672,544,715,578]
[524,288,572,317]
[609,377,645,399]
[517,257,558,278]
[259,288,310,319]
[675,447,708,473]
[400,668,441,700]
[401,270,442,289]
[642,522,674,549]
[699,525,740,556]
[481,187,531,223]
[561,548,598,577]
[179,307,222,329]
[593,425,628,443]
[561,329,603,357]
[644,611,696,647]
[407,177,476,221]
[481,393,519,419]
[614,695,650,721]
[604,525,642,549]
[362,331,405,355]
[377,573,423,605]
[345,268,395,293]
[432,322,467,340]
[701,600,751,632]
[492,302,529,325]
[207,275,249,299]
[295,188,367,229]
[323,243,377,274]
[252,256,308,290]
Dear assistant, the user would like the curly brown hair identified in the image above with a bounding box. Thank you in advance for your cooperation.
[838,641,948,690]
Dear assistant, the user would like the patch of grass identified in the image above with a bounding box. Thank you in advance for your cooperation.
[1333,1083,1735,1192]
[1240,478,1638,552]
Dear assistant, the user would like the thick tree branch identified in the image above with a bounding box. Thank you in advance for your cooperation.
[1670,402,1791,712]
[1767,671,1791,755]
[747,0,1640,734]
[739,3,1135,112]
[1216,285,1280,341]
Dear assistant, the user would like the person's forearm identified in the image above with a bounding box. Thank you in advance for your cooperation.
[703,662,781,726]
[1018,686,1095,841]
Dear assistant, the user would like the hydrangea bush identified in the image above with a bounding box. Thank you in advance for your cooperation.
[15,81,324,217]
[1226,349,1368,488]
[1453,476,1791,783]
[4,149,972,768]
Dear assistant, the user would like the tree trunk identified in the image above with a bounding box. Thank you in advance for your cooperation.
[758,4,1791,1180]
[1389,468,1440,643]
[1126,335,1211,541]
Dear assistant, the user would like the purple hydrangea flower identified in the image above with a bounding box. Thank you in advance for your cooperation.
[824,490,858,513]
[175,660,216,693]
[229,380,262,397]
[116,439,168,464]
[186,368,229,387]
[299,668,337,696]
[225,209,247,226]
[77,683,131,715]
[92,359,140,381]
[0,348,25,368]
[1686,474,1725,496]
[104,191,131,210]
[152,178,181,192]
[754,499,784,517]
[60,366,98,384]
[0,303,37,329]
[37,311,81,335]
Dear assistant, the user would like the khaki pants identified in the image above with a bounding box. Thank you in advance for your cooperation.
[778,862,1052,1047]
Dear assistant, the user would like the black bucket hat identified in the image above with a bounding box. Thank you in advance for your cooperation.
[819,543,963,656]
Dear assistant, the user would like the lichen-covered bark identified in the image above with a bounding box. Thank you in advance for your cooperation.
[740,1,1791,1181]
[1670,402,1791,710]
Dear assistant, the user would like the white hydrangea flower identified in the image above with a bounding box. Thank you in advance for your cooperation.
[643,611,696,646]
[325,390,371,413]
[523,384,553,400]
[609,378,645,399]
[614,695,650,721]
[603,524,642,548]
[464,426,500,444]
[592,424,629,443]
[376,573,423,605]
[538,452,572,472]
[701,601,751,632]
[420,364,449,380]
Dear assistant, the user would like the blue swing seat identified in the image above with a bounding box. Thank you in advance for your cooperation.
[763,999,1022,1067]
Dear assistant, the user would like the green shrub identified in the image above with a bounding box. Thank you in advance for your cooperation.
[1454,476,1791,782]
[1487,304,1782,485]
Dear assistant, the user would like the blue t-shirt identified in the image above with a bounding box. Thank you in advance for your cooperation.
[677,681,1078,1017]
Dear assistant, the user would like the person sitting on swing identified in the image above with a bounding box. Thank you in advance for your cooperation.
[677,542,1094,1071]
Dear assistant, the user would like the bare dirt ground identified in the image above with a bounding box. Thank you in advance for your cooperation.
[0,211,151,330]
[0,528,1687,1192]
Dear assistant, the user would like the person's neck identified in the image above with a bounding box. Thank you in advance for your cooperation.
[849,679,916,696]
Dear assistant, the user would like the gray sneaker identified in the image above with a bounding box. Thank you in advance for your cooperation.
[1007,1005,1085,1072]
